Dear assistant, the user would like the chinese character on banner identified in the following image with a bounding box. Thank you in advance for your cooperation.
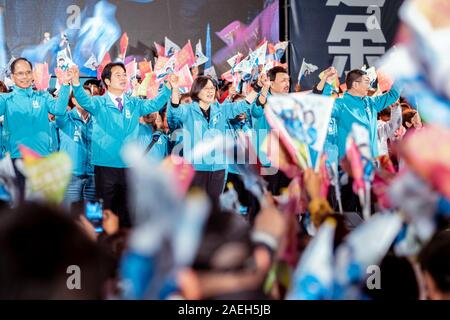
[326,0,386,77]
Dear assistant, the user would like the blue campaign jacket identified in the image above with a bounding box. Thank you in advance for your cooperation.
[167,100,260,172]
[0,85,70,158]
[56,108,94,176]
[324,82,401,160]
[137,123,169,162]
[72,84,171,168]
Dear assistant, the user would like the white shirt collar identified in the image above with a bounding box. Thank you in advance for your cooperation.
[107,91,125,109]
[76,109,90,123]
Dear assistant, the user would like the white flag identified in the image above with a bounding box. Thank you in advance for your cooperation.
[204,66,218,82]
[267,93,334,169]
[84,53,99,71]
[165,37,181,58]
[227,52,243,68]
[297,58,318,84]
[274,41,288,61]
[56,48,74,71]
[193,40,208,67]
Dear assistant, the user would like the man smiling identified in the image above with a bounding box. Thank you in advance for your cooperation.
[0,57,71,201]
[71,62,178,227]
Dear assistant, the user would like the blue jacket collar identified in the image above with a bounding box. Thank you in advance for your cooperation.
[13,85,34,97]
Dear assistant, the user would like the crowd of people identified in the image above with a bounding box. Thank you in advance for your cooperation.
[0,1,449,301]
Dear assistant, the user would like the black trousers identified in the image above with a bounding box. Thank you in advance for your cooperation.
[190,170,226,206]
[94,166,131,228]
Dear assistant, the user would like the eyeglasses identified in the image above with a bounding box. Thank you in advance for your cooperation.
[13,71,32,77]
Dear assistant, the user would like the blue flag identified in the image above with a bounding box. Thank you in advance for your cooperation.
[205,23,212,69]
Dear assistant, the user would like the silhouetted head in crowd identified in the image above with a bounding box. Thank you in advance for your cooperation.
[363,252,420,300]
[0,202,114,299]
[419,230,450,300]
[177,207,268,300]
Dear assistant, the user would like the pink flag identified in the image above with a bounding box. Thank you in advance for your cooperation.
[161,156,195,195]
[54,68,66,86]
[125,60,137,91]
[97,52,112,80]
[147,74,159,99]
[221,69,233,82]
[154,42,165,58]
[401,125,450,199]
[346,138,365,194]
[377,70,394,92]
[33,63,50,91]
[119,32,129,60]
[216,20,246,46]
[175,41,196,71]
[154,56,169,73]
[139,60,152,79]
[176,64,194,90]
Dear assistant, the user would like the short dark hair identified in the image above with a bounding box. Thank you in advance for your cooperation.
[0,81,8,93]
[101,62,126,88]
[267,66,288,82]
[190,76,217,103]
[345,69,367,90]
[68,85,91,109]
[419,230,450,294]
[0,202,113,299]
[10,57,33,74]
[402,109,417,128]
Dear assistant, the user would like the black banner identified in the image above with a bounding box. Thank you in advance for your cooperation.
[288,0,404,89]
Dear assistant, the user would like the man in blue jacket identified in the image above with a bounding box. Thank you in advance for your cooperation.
[251,66,292,195]
[0,57,71,201]
[71,63,177,227]
[324,69,402,160]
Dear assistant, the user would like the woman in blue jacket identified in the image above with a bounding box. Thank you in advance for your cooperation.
[168,75,266,203]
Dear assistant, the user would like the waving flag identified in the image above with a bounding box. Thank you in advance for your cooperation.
[33,63,51,91]
[97,52,112,80]
[346,123,375,221]
[333,213,403,299]
[266,93,334,170]
[274,41,288,61]
[176,64,194,90]
[20,145,72,204]
[84,53,98,71]
[119,32,129,60]
[216,20,246,46]
[138,60,152,79]
[164,37,181,58]
[154,42,165,58]
[175,41,195,71]
[193,40,208,67]
[297,58,318,84]
[288,219,336,300]
[205,23,212,69]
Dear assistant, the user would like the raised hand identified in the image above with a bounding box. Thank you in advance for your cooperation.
[168,73,179,90]
[257,72,270,89]
[70,65,80,86]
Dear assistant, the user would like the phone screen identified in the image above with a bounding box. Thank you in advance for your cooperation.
[85,200,103,233]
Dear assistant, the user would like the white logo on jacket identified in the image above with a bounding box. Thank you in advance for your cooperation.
[32,100,40,108]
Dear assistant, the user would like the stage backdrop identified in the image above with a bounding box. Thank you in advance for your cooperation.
[0,0,279,76]
[289,0,404,90]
